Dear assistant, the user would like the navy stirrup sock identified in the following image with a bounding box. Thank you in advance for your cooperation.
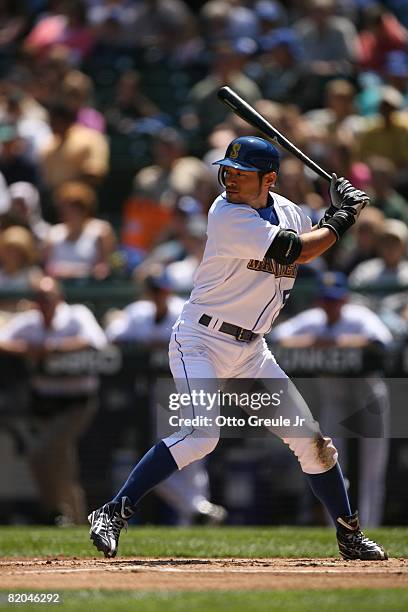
[112,441,178,507]
[306,462,351,526]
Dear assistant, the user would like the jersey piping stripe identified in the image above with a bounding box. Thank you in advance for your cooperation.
[167,325,195,449]
[267,278,282,331]
[270,278,283,329]
[251,288,277,332]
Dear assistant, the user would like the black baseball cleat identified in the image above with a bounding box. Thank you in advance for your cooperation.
[336,511,388,561]
[88,496,134,558]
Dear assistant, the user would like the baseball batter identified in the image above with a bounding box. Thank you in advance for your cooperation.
[88,136,387,560]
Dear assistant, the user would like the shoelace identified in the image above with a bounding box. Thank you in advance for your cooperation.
[110,510,128,538]
[345,530,378,548]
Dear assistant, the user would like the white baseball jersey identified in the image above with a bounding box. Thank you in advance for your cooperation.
[106,296,185,344]
[270,303,393,345]
[181,191,312,334]
[0,302,107,395]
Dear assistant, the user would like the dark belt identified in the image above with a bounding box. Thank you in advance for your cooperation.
[199,314,257,343]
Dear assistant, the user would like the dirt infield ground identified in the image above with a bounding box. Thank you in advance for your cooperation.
[1,557,407,591]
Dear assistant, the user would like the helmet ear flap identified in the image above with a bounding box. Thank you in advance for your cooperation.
[218,166,227,188]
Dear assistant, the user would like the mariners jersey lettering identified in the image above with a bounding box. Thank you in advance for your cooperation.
[183,192,312,334]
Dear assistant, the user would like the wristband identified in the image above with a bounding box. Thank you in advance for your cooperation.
[321,209,355,241]
[318,204,339,228]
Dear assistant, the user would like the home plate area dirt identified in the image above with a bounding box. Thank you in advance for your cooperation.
[1,558,407,591]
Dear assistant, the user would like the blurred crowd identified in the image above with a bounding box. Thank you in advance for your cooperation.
[0,0,407,526]
[0,0,406,333]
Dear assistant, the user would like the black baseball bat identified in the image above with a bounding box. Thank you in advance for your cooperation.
[217,86,332,183]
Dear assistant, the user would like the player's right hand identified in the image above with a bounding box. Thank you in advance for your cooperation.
[330,175,365,208]
[338,183,370,219]
[321,180,370,240]
[319,173,355,228]
[329,173,343,210]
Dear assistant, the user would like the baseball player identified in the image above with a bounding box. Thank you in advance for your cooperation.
[88,136,387,560]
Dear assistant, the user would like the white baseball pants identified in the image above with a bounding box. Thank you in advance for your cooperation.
[163,319,338,474]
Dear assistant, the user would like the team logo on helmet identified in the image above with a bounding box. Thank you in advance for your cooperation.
[213,136,280,177]
[229,143,241,159]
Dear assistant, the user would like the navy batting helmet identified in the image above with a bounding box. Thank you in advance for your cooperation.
[213,136,280,173]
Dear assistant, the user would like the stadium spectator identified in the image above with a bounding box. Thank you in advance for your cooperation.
[121,128,216,267]
[119,128,187,262]
[44,181,116,280]
[383,50,408,104]
[273,103,311,153]
[184,39,260,146]
[326,137,371,193]
[384,0,408,28]
[139,212,207,292]
[349,218,408,297]
[0,276,107,525]
[0,225,40,291]
[131,127,187,203]
[254,0,287,36]
[168,156,218,214]
[132,0,194,50]
[270,271,392,527]
[105,265,185,345]
[104,70,161,125]
[255,28,307,107]
[164,214,207,293]
[23,0,96,65]
[0,123,40,186]
[61,70,105,133]
[7,181,50,244]
[39,101,109,191]
[0,225,42,323]
[0,88,52,162]
[304,79,365,138]
[357,85,408,171]
[293,0,358,109]
[357,3,408,73]
[338,207,386,276]
[199,1,240,45]
[0,1,28,77]
[366,156,408,225]
[86,0,139,48]
[223,3,258,42]
[28,46,72,112]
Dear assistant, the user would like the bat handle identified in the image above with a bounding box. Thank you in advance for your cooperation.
[280,136,332,182]
[305,160,332,183]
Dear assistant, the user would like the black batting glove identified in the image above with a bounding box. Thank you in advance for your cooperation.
[318,173,343,228]
[321,208,356,240]
[339,185,370,220]
[319,174,370,234]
